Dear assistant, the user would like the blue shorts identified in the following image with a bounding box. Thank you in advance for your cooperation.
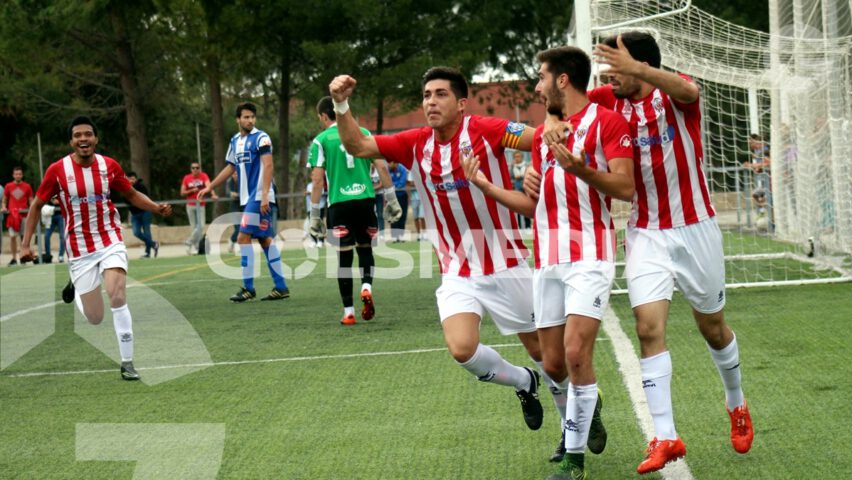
[239,201,276,238]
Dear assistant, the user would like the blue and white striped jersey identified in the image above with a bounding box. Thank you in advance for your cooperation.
[225,128,275,206]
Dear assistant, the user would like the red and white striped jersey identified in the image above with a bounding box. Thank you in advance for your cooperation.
[531,103,632,268]
[375,115,528,277]
[36,154,132,260]
[589,75,715,229]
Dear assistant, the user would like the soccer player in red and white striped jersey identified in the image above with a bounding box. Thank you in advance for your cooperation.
[330,67,550,435]
[463,47,634,478]
[20,116,172,381]
[590,32,754,472]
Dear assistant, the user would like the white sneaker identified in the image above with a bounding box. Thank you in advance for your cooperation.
[185,242,192,255]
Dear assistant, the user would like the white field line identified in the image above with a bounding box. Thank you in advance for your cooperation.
[1,340,611,379]
[601,305,694,480]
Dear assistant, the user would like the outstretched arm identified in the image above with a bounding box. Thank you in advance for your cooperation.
[462,152,536,218]
[329,75,382,159]
[594,35,698,104]
[197,164,235,202]
[123,188,173,217]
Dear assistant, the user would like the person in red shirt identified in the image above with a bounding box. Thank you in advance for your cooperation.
[19,116,172,381]
[180,162,215,254]
[1,166,33,266]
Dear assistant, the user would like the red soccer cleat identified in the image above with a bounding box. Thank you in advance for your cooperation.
[728,401,754,454]
[340,313,357,326]
[360,290,375,321]
[637,437,686,474]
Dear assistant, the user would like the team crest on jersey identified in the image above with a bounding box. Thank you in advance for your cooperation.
[620,134,632,148]
[652,97,664,113]
[459,140,473,157]
[575,127,587,141]
[507,121,525,135]
[67,175,75,183]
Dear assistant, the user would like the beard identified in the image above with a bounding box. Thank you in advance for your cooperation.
[545,85,565,116]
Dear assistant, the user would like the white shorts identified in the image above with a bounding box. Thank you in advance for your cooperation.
[69,242,128,295]
[533,260,615,328]
[625,218,726,314]
[436,263,536,335]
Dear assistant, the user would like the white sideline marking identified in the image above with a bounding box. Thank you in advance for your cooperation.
[601,306,694,480]
[1,340,610,379]
[0,301,62,323]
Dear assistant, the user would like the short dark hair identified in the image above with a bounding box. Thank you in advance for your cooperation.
[235,102,257,118]
[68,115,98,139]
[127,171,137,178]
[12,165,23,172]
[536,46,591,92]
[422,66,469,99]
[749,133,763,141]
[603,31,661,69]
[317,96,335,121]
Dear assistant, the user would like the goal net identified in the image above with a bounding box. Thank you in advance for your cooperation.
[580,0,852,289]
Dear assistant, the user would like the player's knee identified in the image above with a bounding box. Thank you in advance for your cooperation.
[85,311,104,325]
[635,320,665,345]
[542,356,566,381]
[448,342,477,363]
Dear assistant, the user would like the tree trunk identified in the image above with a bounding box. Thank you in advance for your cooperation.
[376,94,384,134]
[108,5,150,185]
[206,53,226,214]
[277,49,291,219]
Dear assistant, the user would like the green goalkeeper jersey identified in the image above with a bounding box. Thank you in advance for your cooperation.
[308,124,375,206]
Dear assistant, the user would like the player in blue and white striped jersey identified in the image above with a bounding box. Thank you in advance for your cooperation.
[199,102,289,302]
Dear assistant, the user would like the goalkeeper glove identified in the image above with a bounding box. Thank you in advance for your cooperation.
[309,205,326,239]
[383,189,403,223]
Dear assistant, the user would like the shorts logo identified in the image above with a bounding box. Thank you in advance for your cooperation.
[259,219,269,231]
[718,290,724,302]
[592,296,602,308]
[366,226,379,239]
[333,226,350,238]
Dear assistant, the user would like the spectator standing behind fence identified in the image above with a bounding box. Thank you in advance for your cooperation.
[181,162,215,255]
[41,195,65,263]
[1,166,33,266]
[510,151,532,231]
[743,134,771,217]
[126,172,159,258]
[388,161,409,242]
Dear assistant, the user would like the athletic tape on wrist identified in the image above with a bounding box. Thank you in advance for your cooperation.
[333,99,350,115]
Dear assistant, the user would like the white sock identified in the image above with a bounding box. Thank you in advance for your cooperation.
[641,351,677,440]
[708,334,745,409]
[565,383,598,453]
[459,344,530,390]
[361,283,372,293]
[535,360,568,424]
[344,306,355,316]
[111,304,134,362]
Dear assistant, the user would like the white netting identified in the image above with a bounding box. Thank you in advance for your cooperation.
[584,0,852,286]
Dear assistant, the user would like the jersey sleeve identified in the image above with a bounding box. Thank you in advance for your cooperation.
[598,111,634,162]
[109,159,133,193]
[531,126,544,174]
[588,85,616,110]
[374,128,421,170]
[257,132,273,155]
[225,138,236,166]
[308,136,324,169]
[35,165,61,203]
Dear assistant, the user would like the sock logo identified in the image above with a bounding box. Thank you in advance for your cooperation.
[477,372,496,382]
[565,419,580,432]
[120,333,133,343]
[642,379,656,389]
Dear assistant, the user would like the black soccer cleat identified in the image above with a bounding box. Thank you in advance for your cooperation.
[120,361,141,381]
[261,287,290,301]
[515,367,544,430]
[587,391,607,455]
[62,280,75,304]
[229,287,256,303]
[550,428,567,463]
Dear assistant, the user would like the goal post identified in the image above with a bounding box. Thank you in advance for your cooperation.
[573,0,852,288]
